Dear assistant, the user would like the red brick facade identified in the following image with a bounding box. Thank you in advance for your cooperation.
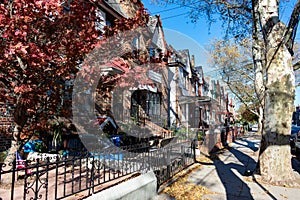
[0,103,14,152]
[0,131,12,152]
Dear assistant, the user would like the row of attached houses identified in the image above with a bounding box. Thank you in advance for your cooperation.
[95,4,237,142]
[0,0,236,152]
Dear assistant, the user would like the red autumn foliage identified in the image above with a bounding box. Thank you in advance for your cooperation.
[104,5,149,37]
[0,0,153,137]
[0,0,100,133]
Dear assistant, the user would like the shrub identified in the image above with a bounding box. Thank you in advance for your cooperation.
[197,131,206,141]
[0,151,7,163]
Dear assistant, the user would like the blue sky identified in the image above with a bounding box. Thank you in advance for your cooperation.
[142,0,219,69]
[142,0,300,106]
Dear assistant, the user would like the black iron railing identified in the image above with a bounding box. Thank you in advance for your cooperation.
[0,141,195,200]
[149,141,195,185]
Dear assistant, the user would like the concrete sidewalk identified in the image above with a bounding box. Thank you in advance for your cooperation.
[153,133,300,200]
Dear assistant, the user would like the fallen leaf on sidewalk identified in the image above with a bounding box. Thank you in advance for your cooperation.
[160,164,213,200]
[196,156,213,163]
[280,194,288,199]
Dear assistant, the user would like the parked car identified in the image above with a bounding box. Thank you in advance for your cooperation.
[251,123,258,132]
[290,125,300,154]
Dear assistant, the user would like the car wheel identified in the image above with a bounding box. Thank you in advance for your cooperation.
[296,133,300,155]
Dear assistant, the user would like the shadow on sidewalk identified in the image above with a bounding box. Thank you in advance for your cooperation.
[228,147,257,173]
[195,136,300,199]
[227,144,292,200]
[198,134,300,200]
[198,139,258,199]
[211,152,255,200]
[234,139,259,152]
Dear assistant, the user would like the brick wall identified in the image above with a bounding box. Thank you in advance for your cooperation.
[0,131,12,152]
[0,103,14,152]
[199,128,222,155]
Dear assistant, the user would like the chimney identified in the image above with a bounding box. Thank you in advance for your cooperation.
[191,55,195,68]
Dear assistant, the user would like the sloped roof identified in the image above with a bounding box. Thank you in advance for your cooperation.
[107,0,128,17]
[147,15,167,54]
[147,15,158,33]
[178,49,192,78]
[98,0,128,18]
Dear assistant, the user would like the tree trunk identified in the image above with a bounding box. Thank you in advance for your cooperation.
[251,0,298,185]
[258,21,296,185]
[1,125,22,184]
[252,1,265,135]
[1,100,27,183]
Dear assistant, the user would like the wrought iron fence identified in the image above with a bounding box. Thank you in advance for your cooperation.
[0,141,195,200]
[149,141,195,185]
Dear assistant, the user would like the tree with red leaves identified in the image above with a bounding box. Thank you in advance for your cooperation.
[0,0,100,166]
[0,0,152,169]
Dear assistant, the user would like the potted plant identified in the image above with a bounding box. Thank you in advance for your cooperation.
[197,130,206,145]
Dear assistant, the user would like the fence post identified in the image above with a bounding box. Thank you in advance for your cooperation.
[180,145,183,167]
[166,147,171,179]
[192,140,196,162]
[91,156,95,194]
[0,163,1,181]
[45,157,50,200]
[34,158,40,200]
[11,160,16,200]
[55,155,59,199]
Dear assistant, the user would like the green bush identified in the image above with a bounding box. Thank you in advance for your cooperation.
[34,141,45,153]
[173,128,203,140]
[0,151,7,163]
[173,128,186,139]
[197,131,206,141]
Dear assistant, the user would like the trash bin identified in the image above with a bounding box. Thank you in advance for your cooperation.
[110,135,121,147]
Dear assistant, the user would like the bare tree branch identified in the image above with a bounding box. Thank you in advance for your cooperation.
[285,0,300,54]
[293,60,300,71]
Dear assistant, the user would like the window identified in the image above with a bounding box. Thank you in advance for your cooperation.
[149,47,155,62]
[95,10,106,32]
[131,90,161,119]
[133,38,139,49]
[148,92,160,116]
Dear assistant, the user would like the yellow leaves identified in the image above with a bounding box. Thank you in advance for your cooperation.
[160,164,212,200]
[280,193,288,199]
[162,177,210,199]
[196,156,214,164]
